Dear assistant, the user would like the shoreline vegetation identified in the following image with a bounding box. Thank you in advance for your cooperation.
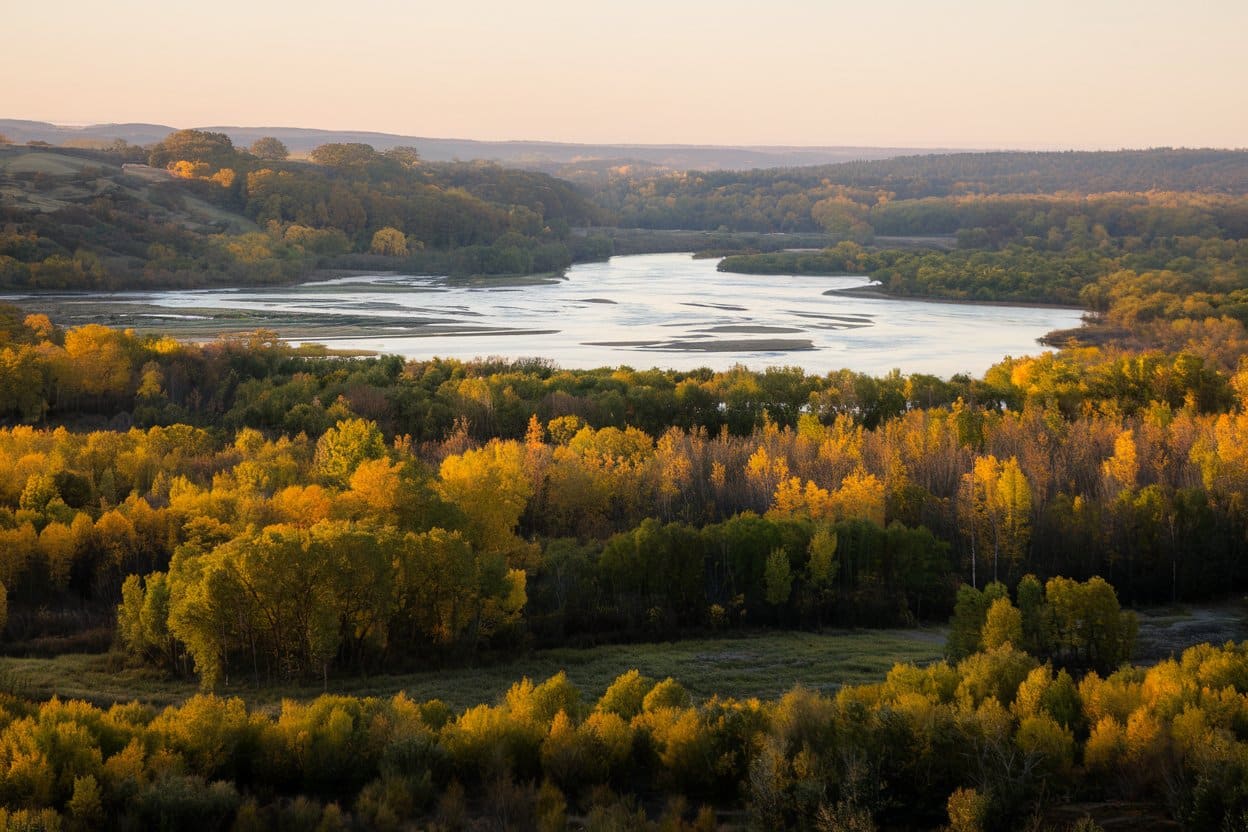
[819,282,1087,311]
[716,245,1101,308]
[0,254,1080,372]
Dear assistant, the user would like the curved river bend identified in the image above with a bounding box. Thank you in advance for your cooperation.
[98,253,1085,377]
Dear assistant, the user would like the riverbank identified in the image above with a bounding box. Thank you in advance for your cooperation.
[822,283,1087,311]
[2,253,1084,376]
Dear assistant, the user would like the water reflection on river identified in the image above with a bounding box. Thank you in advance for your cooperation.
[127,253,1085,377]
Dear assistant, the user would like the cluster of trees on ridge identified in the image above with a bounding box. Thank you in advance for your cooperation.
[0,131,611,290]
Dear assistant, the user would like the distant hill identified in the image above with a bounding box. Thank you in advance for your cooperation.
[0,141,608,290]
[0,119,175,148]
[0,119,961,171]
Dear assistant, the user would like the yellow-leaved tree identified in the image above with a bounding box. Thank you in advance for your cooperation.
[369,227,408,257]
[959,455,1031,585]
[437,439,533,557]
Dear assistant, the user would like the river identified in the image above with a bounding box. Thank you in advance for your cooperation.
[52,253,1086,377]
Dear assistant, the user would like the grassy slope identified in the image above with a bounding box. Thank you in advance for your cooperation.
[0,147,257,233]
[0,629,945,712]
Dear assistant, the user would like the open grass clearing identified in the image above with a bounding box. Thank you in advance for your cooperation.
[0,603,1239,713]
[0,151,112,176]
[179,192,259,232]
[0,628,946,712]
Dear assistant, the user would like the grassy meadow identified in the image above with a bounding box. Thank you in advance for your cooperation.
[0,628,946,712]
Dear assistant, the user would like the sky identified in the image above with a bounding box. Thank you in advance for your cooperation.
[4,0,1246,149]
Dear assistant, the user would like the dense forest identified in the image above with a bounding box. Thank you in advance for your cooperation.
[0,312,1240,668]
[3,139,1248,827]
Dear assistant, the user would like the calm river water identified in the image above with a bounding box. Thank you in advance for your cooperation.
[116,253,1085,377]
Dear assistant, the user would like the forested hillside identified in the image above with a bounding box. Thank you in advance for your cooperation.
[595,150,1248,232]
[0,132,609,290]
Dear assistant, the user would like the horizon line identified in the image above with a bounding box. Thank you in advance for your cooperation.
[8,117,1245,155]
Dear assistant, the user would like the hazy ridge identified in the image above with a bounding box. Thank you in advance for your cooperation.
[0,118,962,171]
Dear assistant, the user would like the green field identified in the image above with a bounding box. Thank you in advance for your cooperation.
[3,603,1235,714]
[0,628,946,711]
[0,150,106,176]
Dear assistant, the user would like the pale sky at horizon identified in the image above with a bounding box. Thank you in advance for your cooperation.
[4,0,1246,149]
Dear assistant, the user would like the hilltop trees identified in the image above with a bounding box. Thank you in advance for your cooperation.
[1,135,603,291]
[148,129,237,169]
[247,136,288,160]
[308,142,377,171]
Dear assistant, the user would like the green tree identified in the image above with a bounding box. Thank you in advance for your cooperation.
[805,526,838,623]
[118,572,178,668]
[1016,574,1045,654]
[309,142,377,170]
[148,129,236,168]
[248,137,289,160]
[981,597,1023,650]
[1044,576,1137,672]
[959,456,1031,585]
[67,775,104,830]
[19,472,59,514]
[596,670,655,720]
[946,581,1008,660]
[384,146,422,168]
[314,418,386,485]
[391,528,524,649]
[764,548,793,607]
